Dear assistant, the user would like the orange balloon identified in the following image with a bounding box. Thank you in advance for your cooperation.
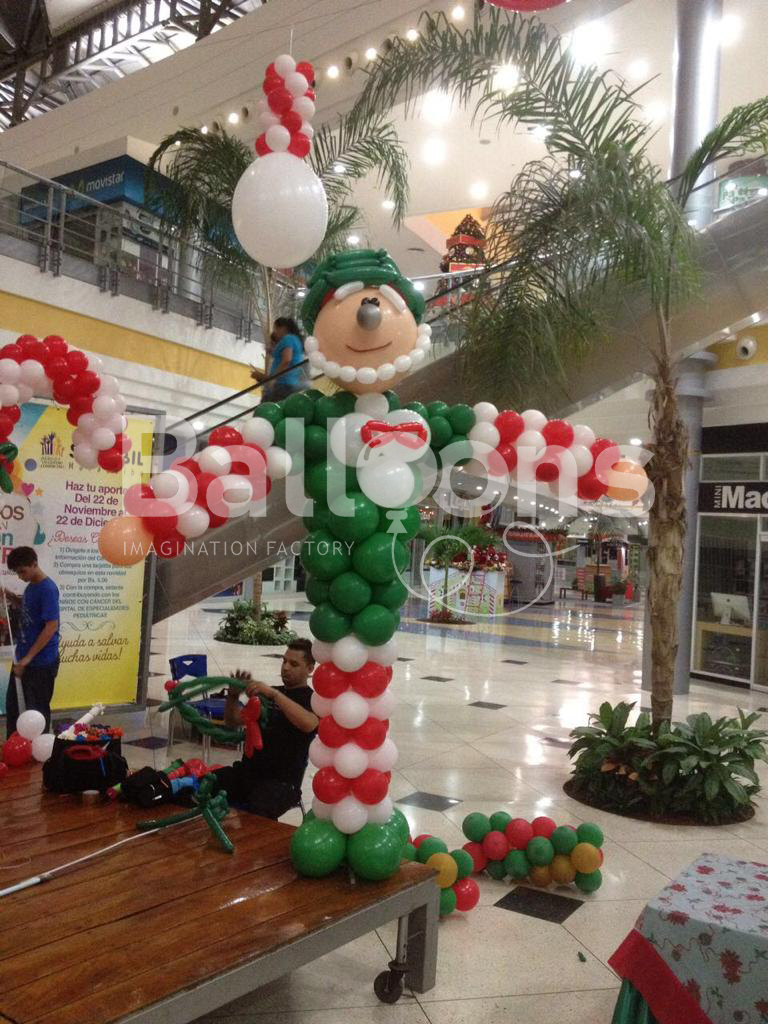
[571,842,601,874]
[605,460,649,502]
[98,515,154,566]
[426,852,459,888]
[550,854,577,885]
[529,865,552,887]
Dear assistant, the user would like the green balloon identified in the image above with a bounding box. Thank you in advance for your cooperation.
[402,842,418,862]
[353,604,397,645]
[448,435,473,464]
[447,403,476,435]
[283,391,316,423]
[486,859,507,880]
[462,812,491,842]
[450,849,474,880]
[347,824,403,881]
[371,578,409,610]
[310,602,351,643]
[527,837,555,866]
[304,389,325,402]
[290,818,346,877]
[504,850,530,880]
[305,459,356,504]
[490,811,513,834]
[577,823,604,848]
[417,837,448,863]
[551,826,578,855]
[439,887,457,916]
[378,504,420,540]
[303,502,333,533]
[388,808,411,845]
[574,869,603,893]
[274,418,288,450]
[427,400,449,418]
[329,572,372,614]
[428,414,453,449]
[304,425,329,463]
[300,529,352,580]
[305,576,331,606]
[313,395,343,428]
[288,451,305,476]
[335,390,357,414]
[403,401,428,420]
[385,390,401,411]
[327,491,380,543]
[352,532,408,584]
[253,402,283,426]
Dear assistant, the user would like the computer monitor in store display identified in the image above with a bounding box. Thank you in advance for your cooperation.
[711,592,751,626]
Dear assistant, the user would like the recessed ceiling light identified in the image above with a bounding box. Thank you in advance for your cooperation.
[422,89,453,126]
[192,419,206,431]
[347,234,360,245]
[227,111,239,125]
[174,140,181,146]
[381,199,396,210]
[629,437,642,446]
[569,20,613,67]
[333,162,346,173]
[327,64,340,79]
[200,125,209,134]
[687,218,698,227]
[627,58,650,81]
[531,124,550,140]
[568,168,582,179]
[297,288,307,297]
[413,281,425,292]
[451,4,465,21]
[759,187,768,198]
[469,180,489,200]
[493,63,520,93]
[719,14,743,46]
[364,46,378,61]
[421,136,447,166]
[405,28,419,42]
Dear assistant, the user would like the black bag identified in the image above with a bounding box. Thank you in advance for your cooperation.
[120,767,173,808]
[43,737,128,794]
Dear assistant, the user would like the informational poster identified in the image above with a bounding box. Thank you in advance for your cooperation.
[0,401,154,712]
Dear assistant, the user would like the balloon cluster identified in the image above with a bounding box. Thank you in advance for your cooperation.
[1,710,55,767]
[290,805,414,880]
[461,811,605,893]
[402,834,481,917]
[98,419,286,565]
[0,334,129,474]
[256,54,316,159]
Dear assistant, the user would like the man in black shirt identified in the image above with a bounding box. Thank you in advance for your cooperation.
[213,638,318,819]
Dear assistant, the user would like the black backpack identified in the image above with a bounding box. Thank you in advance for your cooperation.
[43,737,128,794]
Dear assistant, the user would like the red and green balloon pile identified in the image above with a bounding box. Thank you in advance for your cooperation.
[407,834,480,916]
[461,812,605,893]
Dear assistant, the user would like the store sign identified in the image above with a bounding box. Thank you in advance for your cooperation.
[699,481,768,513]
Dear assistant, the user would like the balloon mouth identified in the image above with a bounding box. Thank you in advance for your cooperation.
[345,341,392,353]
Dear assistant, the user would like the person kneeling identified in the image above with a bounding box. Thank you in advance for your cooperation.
[214,639,317,819]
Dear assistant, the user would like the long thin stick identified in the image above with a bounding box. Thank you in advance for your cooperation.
[1,577,24,715]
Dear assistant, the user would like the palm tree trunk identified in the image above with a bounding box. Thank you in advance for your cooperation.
[252,572,263,620]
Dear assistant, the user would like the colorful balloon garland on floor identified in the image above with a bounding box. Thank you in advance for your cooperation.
[403,834,481,916]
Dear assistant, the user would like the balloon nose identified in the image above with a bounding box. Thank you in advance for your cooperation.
[357,300,382,331]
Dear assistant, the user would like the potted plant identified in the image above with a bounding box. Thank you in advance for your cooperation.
[612,578,628,607]
[214,600,297,646]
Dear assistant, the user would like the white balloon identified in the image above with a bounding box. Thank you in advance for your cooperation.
[19,360,45,388]
[92,427,116,451]
[331,691,370,730]
[339,365,356,384]
[356,367,377,385]
[152,469,190,505]
[368,689,395,720]
[207,473,253,518]
[572,424,596,448]
[521,409,548,431]
[105,414,126,434]
[232,153,328,269]
[96,374,120,397]
[332,635,368,672]
[74,443,98,469]
[569,443,594,476]
[113,395,128,414]
[16,709,46,740]
[469,422,501,448]
[355,393,389,418]
[358,459,415,508]
[301,122,315,139]
[383,408,431,462]
[87,354,104,372]
[329,413,369,467]
[367,797,394,825]
[334,742,369,779]
[71,426,87,446]
[473,401,498,423]
[516,429,546,458]
[37,375,53,398]
[292,96,315,121]
[332,795,368,834]
[265,446,292,479]
[368,737,398,772]
[93,395,118,422]
[259,110,281,129]
[285,71,309,96]
[16,383,33,404]
[0,384,18,406]
[0,358,20,385]
[274,53,296,77]
[265,124,291,152]
[311,692,333,717]
[368,638,398,666]
[312,797,333,820]
[176,505,210,539]
[198,445,231,476]
[312,639,334,665]
[31,732,55,762]
[309,737,335,769]
[79,413,96,434]
[243,418,275,448]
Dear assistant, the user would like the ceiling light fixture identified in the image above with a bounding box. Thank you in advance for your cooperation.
[227,111,239,125]
[451,4,466,21]
[568,168,582,179]
[629,437,642,446]
[531,124,550,140]
[422,89,453,126]
[421,136,447,166]
[718,13,743,47]
[333,162,346,173]
[759,187,768,198]
[327,64,340,79]
[200,125,209,134]
[492,63,520,93]
[381,199,396,211]
[405,28,419,42]
[724,180,736,192]
[192,419,206,431]
[413,281,426,292]
[364,46,378,61]
[469,180,489,200]
[569,21,613,67]
[347,234,360,245]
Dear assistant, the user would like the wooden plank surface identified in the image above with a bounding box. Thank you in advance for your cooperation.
[0,765,434,1024]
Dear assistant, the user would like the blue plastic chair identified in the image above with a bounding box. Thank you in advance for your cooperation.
[167,654,223,758]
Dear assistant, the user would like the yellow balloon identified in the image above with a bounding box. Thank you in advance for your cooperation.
[550,854,577,885]
[426,852,459,889]
[529,865,552,888]
[98,515,154,566]
[571,842,601,874]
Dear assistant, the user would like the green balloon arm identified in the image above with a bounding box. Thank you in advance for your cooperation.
[0,470,12,494]
[158,676,270,743]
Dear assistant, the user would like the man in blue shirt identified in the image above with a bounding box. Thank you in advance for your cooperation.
[3,546,60,738]
[260,317,307,402]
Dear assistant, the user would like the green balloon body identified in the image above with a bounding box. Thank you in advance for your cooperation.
[417,837,449,863]
[329,572,372,614]
[304,389,325,402]
[253,402,283,426]
[305,460,357,504]
[486,858,507,880]
[427,400,449,418]
[462,812,491,842]
[304,502,333,534]
[428,415,452,449]
[352,533,408,584]
[283,391,316,423]
[388,808,411,845]
[301,529,352,580]
[551,826,578,855]
[305,576,331,606]
[504,849,530,879]
[378,503,421,540]
[371,578,409,610]
[313,391,357,428]
[403,401,428,420]
[290,818,346,877]
[439,887,457,916]
[401,842,417,862]
[304,424,329,462]
[448,435,473,464]
[489,811,512,834]
[310,602,351,643]
[527,837,555,866]
[347,824,403,881]
[450,849,475,880]
[575,869,603,893]
[327,492,380,543]
[577,823,604,848]
[385,390,401,411]
[353,604,397,645]
[447,403,475,435]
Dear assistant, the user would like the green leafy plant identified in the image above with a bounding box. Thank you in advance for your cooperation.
[214,600,297,646]
[568,702,656,811]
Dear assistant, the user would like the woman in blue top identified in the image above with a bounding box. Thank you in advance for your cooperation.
[264,317,308,402]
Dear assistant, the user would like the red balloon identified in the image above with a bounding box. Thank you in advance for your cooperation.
[255,134,270,157]
[65,350,88,373]
[25,341,47,363]
[413,834,434,848]
[306,87,316,101]
[207,509,229,529]
[482,830,509,860]
[74,370,100,395]
[281,110,303,133]
[495,410,524,443]
[193,472,216,508]
[43,335,68,357]
[453,877,480,912]
[154,530,187,559]
[67,396,93,426]
[351,769,389,805]
[141,498,178,536]
[495,442,518,472]
[54,377,79,403]
[124,483,154,516]
[312,766,350,803]
[312,662,350,699]
[209,426,243,448]
[0,344,22,361]
[231,442,267,476]
[349,662,389,698]
[535,450,560,482]
[296,60,315,82]
[542,419,574,448]
[531,816,557,839]
[267,87,293,115]
[0,415,12,439]
[598,848,604,866]
[112,434,131,455]
[45,357,69,382]
[317,716,349,748]
[175,458,200,476]
[2,732,32,767]
[98,449,124,473]
[5,405,20,425]
[591,438,621,480]
[353,717,388,750]
[15,335,39,356]
[505,818,534,849]
[577,471,607,502]
[462,840,488,873]
[288,133,311,158]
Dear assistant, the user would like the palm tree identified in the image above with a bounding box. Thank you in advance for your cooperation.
[349,7,768,725]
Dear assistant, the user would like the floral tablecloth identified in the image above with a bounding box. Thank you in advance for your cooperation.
[609,852,768,1024]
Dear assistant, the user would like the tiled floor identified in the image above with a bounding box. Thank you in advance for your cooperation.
[115,594,768,1024]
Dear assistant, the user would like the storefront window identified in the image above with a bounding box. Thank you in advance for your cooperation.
[700,455,762,481]
[693,516,757,682]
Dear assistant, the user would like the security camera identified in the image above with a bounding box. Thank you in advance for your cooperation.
[737,336,758,360]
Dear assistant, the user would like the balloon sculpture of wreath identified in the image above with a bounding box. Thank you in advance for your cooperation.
[160,675,269,755]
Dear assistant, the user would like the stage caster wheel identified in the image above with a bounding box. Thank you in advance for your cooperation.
[374,969,404,1004]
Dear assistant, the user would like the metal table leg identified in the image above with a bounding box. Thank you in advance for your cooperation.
[373,895,439,1003]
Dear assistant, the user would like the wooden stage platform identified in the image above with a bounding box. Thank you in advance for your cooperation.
[0,766,438,1024]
